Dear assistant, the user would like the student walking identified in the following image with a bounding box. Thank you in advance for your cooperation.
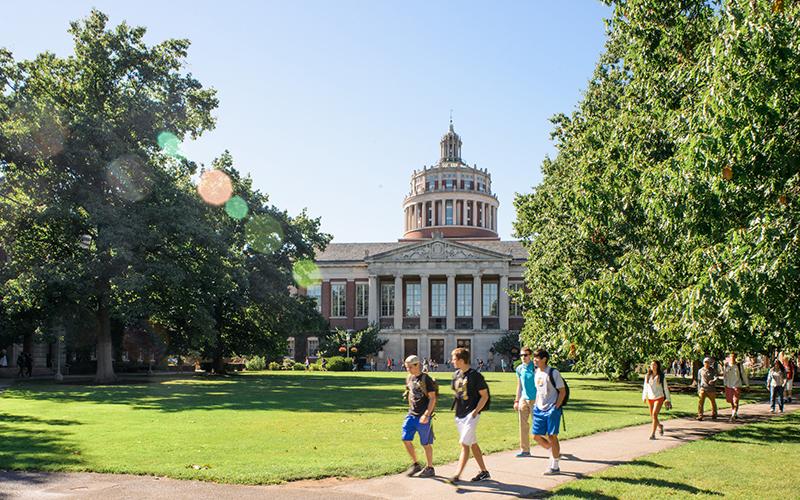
[767,360,787,413]
[447,347,491,484]
[723,352,749,421]
[642,360,672,440]
[401,355,437,478]
[782,356,794,403]
[696,357,719,421]
[16,352,25,377]
[532,349,567,475]
[514,347,537,457]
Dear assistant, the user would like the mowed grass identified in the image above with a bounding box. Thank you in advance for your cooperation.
[0,371,766,484]
[550,410,800,499]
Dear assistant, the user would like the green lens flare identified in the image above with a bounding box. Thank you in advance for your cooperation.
[225,196,248,220]
[245,214,284,254]
[157,131,181,157]
[293,259,321,288]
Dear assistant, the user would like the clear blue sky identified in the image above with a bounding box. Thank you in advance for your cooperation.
[4,1,611,243]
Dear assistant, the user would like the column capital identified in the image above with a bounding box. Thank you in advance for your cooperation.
[446,272,457,278]
[419,272,430,279]
[472,271,483,278]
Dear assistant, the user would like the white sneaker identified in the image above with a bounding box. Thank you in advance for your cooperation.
[543,466,560,475]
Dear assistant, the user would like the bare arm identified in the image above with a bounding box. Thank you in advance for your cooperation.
[420,391,437,424]
[471,388,489,418]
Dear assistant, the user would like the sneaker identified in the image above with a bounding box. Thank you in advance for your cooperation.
[658,424,664,436]
[711,414,718,421]
[515,451,531,457]
[770,408,776,413]
[696,416,704,421]
[417,467,435,478]
[728,415,735,423]
[470,470,491,482]
[649,434,656,440]
[446,475,460,485]
[543,466,561,475]
[406,462,422,477]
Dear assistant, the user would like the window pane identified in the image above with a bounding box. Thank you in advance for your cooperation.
[482,283,498,316]
[431,283,447,317]
[331,283,346,317]
[356,283,369,317]
[381,283,395,317]
[445,200,453,225]
[405,283,420,317]
[456,283,472,317]
[307,284,322,313]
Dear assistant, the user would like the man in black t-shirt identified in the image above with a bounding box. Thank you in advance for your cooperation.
[401,355,437,478]
[448,347,491,484]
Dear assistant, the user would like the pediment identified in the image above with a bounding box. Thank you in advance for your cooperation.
[367,239,510,263]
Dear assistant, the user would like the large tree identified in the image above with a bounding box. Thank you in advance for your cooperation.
[0,10,218,382]
[515,0,800,377]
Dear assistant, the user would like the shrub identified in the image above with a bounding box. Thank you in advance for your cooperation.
[282,358,295,370]
[308,363,320,371]
[324,356,352,371]
[268,361,281,371]
[292,362,305,371]
[513,359,522,370]
[245,356,266,371]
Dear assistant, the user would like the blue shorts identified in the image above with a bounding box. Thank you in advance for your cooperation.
[532,406,562,436]
[401,414,435,445]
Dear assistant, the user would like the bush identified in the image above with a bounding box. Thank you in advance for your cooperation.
[324,356,352,371]
[308,363,320,371]
[282,358,295,370]
[268,361,281,371]
[513,359,522,370]
[292,362,305,371]
[245,355,267,371]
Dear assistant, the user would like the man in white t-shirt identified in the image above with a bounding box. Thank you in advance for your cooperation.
[532,349,566,475]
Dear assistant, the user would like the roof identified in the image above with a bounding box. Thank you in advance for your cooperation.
[315,240,527,263]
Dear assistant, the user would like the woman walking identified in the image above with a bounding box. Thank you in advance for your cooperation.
[642,361,672,440]
[767,359,787,413]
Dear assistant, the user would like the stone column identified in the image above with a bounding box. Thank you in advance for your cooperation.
[472,273,482,331]
[420,274,430,330]
[499,274,510,330]
[368,274,379,324]
[394,274,403,329]
[446,273,456,330]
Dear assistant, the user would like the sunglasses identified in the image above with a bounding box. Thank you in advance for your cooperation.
[522,353,531,357]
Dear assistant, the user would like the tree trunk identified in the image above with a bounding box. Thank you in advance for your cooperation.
[690,359,701,387]
[94,290,116,384]
[212,352,226,374]
[22,331,33,354]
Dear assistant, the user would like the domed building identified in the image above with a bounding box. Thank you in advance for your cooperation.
[292,122,526,368]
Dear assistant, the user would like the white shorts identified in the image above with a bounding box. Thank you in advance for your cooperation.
[455,414,481,445]
[787,379,793,392]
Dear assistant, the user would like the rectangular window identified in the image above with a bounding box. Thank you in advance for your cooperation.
[445,200,453,225]
[356,283,369,317]
[456,282,472,317]
[482,282,498,316]
[430,283,447,317]
[405,282,421,317]
[509,282,523,317]
[427,204,433,226]
[306,284,322,313]
[430,339,445,364]
[381,283,394,317]
[457,338,471,352]
[287,337,295,358]
[307,337,319,356]
[331,283,346,317]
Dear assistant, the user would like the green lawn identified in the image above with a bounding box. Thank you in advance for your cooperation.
[0,371,766,484]
[550,410,799,499]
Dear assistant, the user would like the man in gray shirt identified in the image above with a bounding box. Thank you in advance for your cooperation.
[697,357,719,421]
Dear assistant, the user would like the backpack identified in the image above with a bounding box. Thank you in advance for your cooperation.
[548,367,570,407]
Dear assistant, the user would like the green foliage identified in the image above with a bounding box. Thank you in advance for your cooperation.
[492,331,521,359]
[323,356,352,372]
[320,326,387,358]
[267,361,281,371]
[515,0,800,378]
[0,11,331,382]
[291,362,305,371]
[245,355,266,371]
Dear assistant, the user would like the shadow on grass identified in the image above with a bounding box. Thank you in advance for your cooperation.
[6,374,648,416]
[560,455,670,469]
[0,414,83,472]
[598,476,722,496]
[540,486,618,499]
[709,412,800,445]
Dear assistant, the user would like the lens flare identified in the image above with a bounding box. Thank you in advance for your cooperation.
[245,214,284,254]
[197,170,233,206]
[292,259,321,288]
[225,196,248,220]
[106,154,151,202]
[157,131,181,158]
[12,104,67,160]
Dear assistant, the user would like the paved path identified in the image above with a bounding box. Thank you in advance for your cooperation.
[1,402,795,499]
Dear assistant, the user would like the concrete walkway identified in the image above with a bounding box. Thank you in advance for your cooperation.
[1,402,795,499]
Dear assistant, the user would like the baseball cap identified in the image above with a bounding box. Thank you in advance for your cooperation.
[405,355,420,365]
[703,357,712,364]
